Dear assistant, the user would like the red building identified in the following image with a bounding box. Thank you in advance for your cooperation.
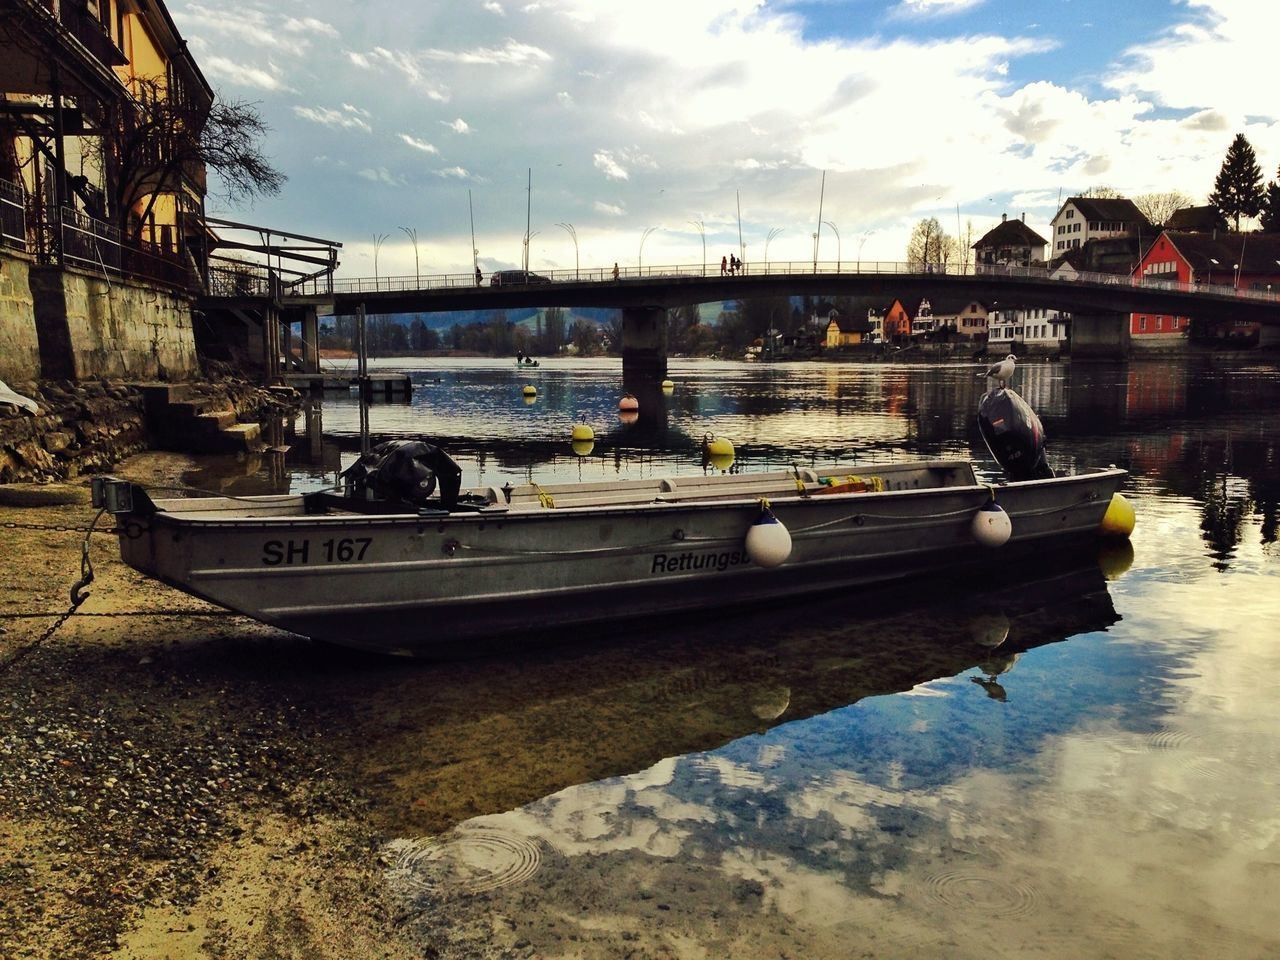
[1131,231,1280,345]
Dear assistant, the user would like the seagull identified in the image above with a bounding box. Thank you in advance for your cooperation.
[980,354,1017,388]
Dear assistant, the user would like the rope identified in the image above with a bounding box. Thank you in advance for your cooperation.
[532,483,555,509]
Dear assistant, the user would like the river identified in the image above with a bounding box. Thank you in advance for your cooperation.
[199,356,1280,958]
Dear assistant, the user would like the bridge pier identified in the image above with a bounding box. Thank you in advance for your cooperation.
[1069,312,1130,362]
[621,305,668,380]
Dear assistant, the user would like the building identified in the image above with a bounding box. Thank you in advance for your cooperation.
[973,214,1047,269]
[1,0,214,260]
[1049,196,1150,256]
[1167,205,1227,233]
[988,307,1069,352]
[0,0,214,382]
[823,311,873,348]
[1131,230,1280,346]
[922,297,990,341]
[882,298,917,343]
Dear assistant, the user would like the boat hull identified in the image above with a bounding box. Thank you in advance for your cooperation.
[115,464,1127,654]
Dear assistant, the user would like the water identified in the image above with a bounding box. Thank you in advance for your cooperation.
[196,357,1280,958]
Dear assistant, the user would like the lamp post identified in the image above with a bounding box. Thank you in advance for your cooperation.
[812,232,818,273]
[399,226,419,287]
[557,222,578,279]
[1208,257,1218,286]
[522,231,539,280]
[372,233,389,289]
[765,228,782,269]
[639,226,657,272]
[857,232,869,272]
[688,219,705,276]
[823,220,840,271]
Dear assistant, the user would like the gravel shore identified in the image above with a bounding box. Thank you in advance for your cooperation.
[0,454,418,959]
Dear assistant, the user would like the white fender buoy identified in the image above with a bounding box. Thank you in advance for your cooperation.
[745,502,792,567]
[972,501,1012,547]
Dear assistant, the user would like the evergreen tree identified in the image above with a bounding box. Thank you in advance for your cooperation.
[1260,170,1280,233]
[1208,133,1264,230]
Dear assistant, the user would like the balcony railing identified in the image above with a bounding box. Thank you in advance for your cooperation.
[0,178,26,252]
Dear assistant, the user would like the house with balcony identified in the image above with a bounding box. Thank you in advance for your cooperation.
[988,306,1069,353]
[1049,196,1150,257]
[0,0,215,382]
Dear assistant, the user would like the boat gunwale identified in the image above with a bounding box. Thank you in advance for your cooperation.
[133,466,1126,530]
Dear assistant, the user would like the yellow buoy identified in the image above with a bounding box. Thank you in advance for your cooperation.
[571,422,594,442]
[1097,539,1135,580]
[661,379,675,391]
[571,438,595,457]
[1100,492,1135,538]
[521,384,537,397]
[702,434,735,472]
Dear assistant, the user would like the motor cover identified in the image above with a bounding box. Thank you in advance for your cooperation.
[978,387,1054,481]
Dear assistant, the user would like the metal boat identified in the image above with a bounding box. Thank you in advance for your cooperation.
[94,453,1127,655]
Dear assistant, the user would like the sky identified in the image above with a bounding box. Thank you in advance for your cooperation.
[171,0,1280,281]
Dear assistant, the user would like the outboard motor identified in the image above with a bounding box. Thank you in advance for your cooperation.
[340,440,464,509]
[978,387,1054,481]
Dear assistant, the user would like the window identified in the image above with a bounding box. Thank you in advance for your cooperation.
[1139,316,1147,331]
[1066,209,1074,219]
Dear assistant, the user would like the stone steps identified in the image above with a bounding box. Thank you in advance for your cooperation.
[137,382,263,454]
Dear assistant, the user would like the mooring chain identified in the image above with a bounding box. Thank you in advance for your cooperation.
[0,601,82,674]
[1,519,106,533]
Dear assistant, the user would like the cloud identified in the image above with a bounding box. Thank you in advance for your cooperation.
[419,39,553,66]
[484,1,504,13]
[890,0,985,18]
[434,167,471,179]
[399,134,440,155]
[293,105,373,132]
[198,55,294,92]
[593,151,630,180]
[593,201,625,216]
[282,17,339,37]
[357,167,405,185]
[442,118,472,134]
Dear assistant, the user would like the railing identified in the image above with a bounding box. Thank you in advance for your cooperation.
[0,178,25,251]
[318,258,1280,304]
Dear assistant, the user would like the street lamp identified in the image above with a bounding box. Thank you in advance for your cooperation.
[688,219,705,276]
[823,220,841,271]
[372,233,389,288]
[557,222,578,279]
[522,231,539,280]
[765,228,783,269]
[399,226,419,287]
[639,226,657,271]
[857,232,869,272]
[1208,257,1219,286]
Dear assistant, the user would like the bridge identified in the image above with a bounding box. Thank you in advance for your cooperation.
[205,251,1280,379]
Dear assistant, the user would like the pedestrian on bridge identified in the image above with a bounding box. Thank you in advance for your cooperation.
[721,255,728,276]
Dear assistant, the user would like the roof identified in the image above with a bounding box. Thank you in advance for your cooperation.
[1060,196,1150,226]
[1160,231,1280,276]
[827,315,873,334]
[1049,235,1156,275]
[973,217,1047,250]
[924,297,989,315]
[1167,205,1227,232]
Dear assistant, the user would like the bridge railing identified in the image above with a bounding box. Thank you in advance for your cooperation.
[321,259,1280,303]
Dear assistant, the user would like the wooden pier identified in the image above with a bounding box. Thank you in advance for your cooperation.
[281,372,413,397]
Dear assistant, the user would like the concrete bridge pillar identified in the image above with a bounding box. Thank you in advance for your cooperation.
[621,305,668,380]
[1259,325,1280,350]
[1070,312,1130,362]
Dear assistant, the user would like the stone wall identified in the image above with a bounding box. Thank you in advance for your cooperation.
[0,253,41,384]
[1,253,200,383]
[0,378,299,482]
[53,266,200,380]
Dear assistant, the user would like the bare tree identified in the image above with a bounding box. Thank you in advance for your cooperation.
[1082,185,1123,198]
[110,78,286,240]
[906,218,954,269]
[1133,191,1193,227]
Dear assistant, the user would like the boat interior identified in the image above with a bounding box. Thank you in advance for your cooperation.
[126,461,982,521]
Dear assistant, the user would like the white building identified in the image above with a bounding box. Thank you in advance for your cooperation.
[1049,196,1149,256]
[988,306,1069,351]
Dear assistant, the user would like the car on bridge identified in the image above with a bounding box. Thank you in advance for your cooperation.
[491,269,552,286]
